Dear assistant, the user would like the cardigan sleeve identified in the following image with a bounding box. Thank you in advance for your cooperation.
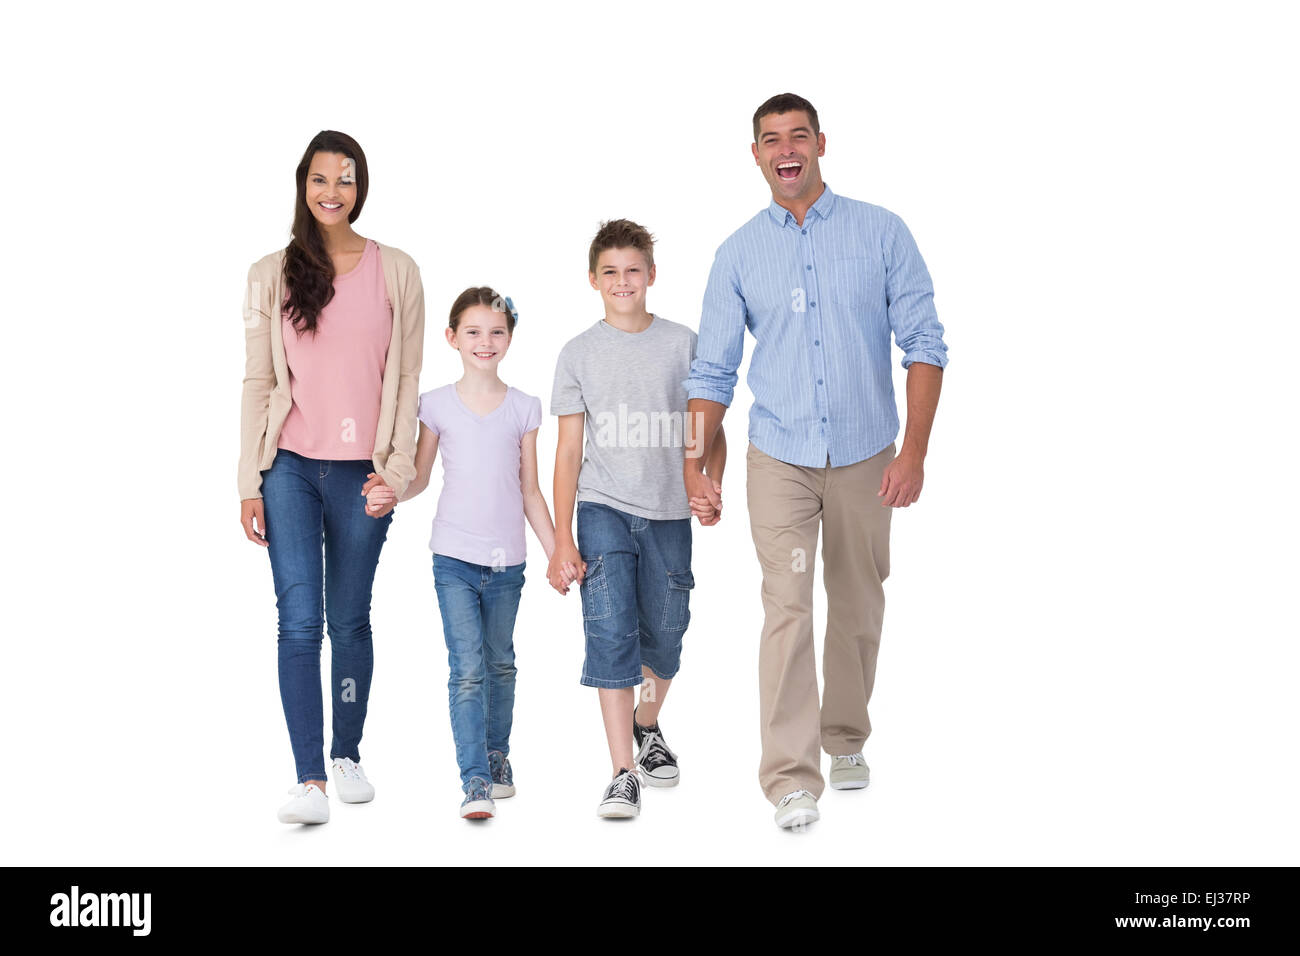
[238,261,276,500]
[376,260,425,498]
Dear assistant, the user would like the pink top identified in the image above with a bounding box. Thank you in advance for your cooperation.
[278,239,393,461]
[418,384,543,567]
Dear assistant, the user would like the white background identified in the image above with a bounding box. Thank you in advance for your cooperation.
[3,0,1296,865]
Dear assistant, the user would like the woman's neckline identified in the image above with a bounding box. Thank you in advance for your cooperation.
[334,238,373,280]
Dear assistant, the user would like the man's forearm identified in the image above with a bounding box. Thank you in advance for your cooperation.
[899,363,943,459]
[685,398,728,474]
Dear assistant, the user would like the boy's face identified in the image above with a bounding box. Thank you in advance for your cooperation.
[446,304,512,369]
[752,110,825,204]
[590,247,655,317]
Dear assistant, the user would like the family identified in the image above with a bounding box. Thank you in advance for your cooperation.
[238,92,949,830]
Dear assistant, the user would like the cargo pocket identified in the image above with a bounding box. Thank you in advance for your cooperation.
[580,555,611,621]
[661,569,695,631]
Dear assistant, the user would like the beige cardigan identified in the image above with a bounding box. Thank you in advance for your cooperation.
[239,242,425,500]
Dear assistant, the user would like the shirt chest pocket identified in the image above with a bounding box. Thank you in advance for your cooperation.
[824,256,875,311]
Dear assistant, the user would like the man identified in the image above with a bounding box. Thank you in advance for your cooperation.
[682,92,948,829]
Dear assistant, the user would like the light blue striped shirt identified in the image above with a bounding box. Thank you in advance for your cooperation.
[684,183,948,468]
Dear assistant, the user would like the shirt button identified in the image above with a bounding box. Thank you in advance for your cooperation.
[821,417,827,423]
[817,379,823,384]
[814,340,820,346]
[810,301,816,308]
[806,264,812,271]
[801,229,807,235]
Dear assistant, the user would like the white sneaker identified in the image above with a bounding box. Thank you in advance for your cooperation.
[278,783,329,824]
[331,757,376,803]
[774,789,819,830]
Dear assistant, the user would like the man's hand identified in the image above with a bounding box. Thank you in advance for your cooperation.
[548,540,586,595]
[362,472,396,518]
[685,470,722,525]
[241,497,268,546]
[878,451,924,507]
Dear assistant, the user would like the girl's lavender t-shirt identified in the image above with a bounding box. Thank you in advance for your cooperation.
[418,384,542,568]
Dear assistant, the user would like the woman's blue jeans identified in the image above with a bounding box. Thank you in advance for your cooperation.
[432,553,525,789]
[261,449,393,784]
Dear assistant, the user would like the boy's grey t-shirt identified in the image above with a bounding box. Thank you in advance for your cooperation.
[550,314,698,520]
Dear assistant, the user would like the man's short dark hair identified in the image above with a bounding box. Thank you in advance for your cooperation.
[752,93,820,142]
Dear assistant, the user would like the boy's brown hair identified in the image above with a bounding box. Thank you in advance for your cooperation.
[752,92,820,143]
[588,219,655,275]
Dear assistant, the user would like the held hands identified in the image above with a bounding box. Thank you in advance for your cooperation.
[685,470,723,526]
[547,541,585,596]
[361,473,397,518]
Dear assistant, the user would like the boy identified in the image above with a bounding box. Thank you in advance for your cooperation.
[549,219,725,818]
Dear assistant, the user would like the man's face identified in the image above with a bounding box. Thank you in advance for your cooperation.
[752,110,826,203]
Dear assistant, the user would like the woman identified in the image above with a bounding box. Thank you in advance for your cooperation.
[238,130,425,824]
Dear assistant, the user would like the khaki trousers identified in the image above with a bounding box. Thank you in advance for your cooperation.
[746,440,895,803]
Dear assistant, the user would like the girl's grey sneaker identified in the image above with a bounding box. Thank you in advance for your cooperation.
[633,710,680,787]
[597,767,641,818]
[774,789,819,830]
[331,757,376,803]
[278,783,329,825]
[829,752,870,790]
[488,750,515,798]
[460,776,496,820]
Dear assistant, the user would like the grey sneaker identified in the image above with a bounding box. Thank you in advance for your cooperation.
[488,750,515,798]
[829,752,870,790]
[460,776,496,820]
[774,789,819,830]
[597,767,641,818]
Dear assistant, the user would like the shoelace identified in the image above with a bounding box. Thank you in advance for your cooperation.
[837,753,865,767]
[335,759,363,781]
[606,770,639,802]
[638,730,677,768]
[777,789,813,809]
[465,779,491,802]
[287,784,325,798]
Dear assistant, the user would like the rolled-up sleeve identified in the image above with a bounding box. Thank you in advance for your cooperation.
[684,245,747,406]
[885,213,949,370]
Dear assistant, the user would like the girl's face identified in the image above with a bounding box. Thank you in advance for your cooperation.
[304,151,357,227]
[447,304,512,369]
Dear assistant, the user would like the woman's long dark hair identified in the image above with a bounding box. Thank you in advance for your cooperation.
[282,130,369,335]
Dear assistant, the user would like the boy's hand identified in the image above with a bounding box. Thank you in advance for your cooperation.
[548,542,586,595]
[362,473,396,518]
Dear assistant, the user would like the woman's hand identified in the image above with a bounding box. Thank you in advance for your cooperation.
[361,473,397,518]
[241,498,268,546]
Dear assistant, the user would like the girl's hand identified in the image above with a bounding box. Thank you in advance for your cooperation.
[362,473,397,518]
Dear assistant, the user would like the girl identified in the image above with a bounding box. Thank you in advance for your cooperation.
[239,130,425,825]
[368,288,576,820]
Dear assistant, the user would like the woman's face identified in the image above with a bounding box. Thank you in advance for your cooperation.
[304,151,357,227]
[447,304,513,369]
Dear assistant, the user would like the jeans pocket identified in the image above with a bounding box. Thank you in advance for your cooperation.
[580,555,611,621]
[661,569,695,631]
